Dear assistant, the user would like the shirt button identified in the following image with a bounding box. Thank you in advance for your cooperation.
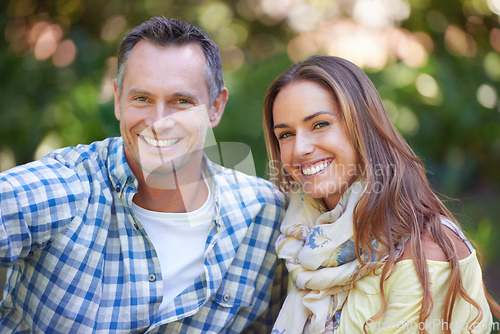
[133,223,139,230]
[223,293,230,302]
[148,274,156,282]
[115,186,121,193]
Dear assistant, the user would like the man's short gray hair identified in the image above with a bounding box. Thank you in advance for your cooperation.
[116,17,224,104]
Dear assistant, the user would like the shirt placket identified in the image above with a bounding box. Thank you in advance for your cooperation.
[116,180,163,330]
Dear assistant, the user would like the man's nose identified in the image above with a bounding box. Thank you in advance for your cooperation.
[146,104,174,126]
[146,104,175,131]
[155,103,174,120]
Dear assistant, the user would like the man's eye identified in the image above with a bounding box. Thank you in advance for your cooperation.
[177,99,189,104]
[136,97,147,102]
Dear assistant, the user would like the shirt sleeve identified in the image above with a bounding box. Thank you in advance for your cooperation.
[0,157,86,265]
[0,179,32,264]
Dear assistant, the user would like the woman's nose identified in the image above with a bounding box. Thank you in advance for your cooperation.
[293,132,315,158]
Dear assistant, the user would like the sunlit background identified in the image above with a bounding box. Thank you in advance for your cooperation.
[1,0,499,321]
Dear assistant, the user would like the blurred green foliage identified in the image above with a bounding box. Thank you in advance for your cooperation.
[0,0,499,317]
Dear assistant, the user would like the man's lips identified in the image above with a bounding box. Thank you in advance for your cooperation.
[300,158,333,176]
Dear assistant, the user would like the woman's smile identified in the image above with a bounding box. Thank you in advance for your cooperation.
[300,158,333,176]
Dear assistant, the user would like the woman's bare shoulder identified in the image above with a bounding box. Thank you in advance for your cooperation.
[399,226,471,262]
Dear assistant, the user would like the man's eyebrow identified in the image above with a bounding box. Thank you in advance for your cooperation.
[173,92,199,102]
[125,89,200,103]
[127,88,151,96]
[273,111,332,131]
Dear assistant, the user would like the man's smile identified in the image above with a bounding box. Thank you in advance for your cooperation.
[142,135,181,148]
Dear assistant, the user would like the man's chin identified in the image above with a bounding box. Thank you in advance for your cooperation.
[136,150,204,189]
[143,171,179,190]
[140,160,200,190]
[139,162,175,184]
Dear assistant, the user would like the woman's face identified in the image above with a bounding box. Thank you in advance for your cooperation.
[272,80,359,210]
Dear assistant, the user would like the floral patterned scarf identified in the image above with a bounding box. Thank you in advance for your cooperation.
[272,180,380,334]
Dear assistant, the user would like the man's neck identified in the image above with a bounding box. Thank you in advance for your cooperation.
[133,177,208,213]
[128,154,209,213]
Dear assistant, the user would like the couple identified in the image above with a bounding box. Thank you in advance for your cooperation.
[0,17,498,333]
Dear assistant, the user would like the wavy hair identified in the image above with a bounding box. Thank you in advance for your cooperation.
[263,55,500,333]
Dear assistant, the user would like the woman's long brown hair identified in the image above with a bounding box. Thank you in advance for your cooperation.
[263,55,500,333]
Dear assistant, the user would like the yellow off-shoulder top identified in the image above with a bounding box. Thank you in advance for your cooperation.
[335,249,494,333]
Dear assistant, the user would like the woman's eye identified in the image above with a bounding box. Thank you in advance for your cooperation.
[278,132,292,140]
[314,121,329,129]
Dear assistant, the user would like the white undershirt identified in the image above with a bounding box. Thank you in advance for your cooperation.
[132,183,213,314]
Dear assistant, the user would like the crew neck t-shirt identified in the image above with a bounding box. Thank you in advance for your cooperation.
[132,185,214,314]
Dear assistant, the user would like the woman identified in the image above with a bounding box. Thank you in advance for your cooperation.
[263,55,500,334]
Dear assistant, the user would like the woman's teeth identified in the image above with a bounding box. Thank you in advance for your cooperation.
[302,160,330,176]
[143,136,180,148]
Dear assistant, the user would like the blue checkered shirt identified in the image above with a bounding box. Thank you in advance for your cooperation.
[0,137,287,333]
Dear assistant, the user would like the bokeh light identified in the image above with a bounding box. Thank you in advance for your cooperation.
[287,34,319,63]
[415,73,443,105]
[445,25,476,57]
[416,73,439,98]
[198,2,232,32]
[34,132,63,161]
[260,0,294,22]
[352,0,410,28]
[426,10,447,33]
[101,15,127,42]
[52,39,76,67]
[100,57,118,103]
[33,23,62,60]
[221,46,245,72]
[286,3,322,32]
[397,107,419,136]
[490,28,500,52]
[0,148,16,172]
[477,83,498,109]
[484,51,500,80]
[487,0,500,14]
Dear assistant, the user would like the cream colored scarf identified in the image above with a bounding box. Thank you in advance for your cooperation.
[273,180,377,334]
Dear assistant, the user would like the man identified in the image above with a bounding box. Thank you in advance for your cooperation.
[0,17,286,333]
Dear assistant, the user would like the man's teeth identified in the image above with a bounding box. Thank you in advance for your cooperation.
[302,161,329,176]
[143,136,179,148]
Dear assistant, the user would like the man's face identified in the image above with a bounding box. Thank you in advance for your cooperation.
[114,41,225,186]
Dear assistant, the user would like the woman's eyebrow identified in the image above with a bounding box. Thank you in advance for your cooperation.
[273,123,288,130]
[273,111,332,131]
[303,111,331,122]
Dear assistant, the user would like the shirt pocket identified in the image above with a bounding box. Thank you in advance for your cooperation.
[212,274,256,308]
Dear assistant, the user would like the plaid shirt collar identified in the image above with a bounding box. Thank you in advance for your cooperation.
[107,138,138,195]
[106,137,226,203]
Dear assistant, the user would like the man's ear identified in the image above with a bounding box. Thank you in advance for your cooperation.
[113,79,121,121]
[208,87,228,128]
